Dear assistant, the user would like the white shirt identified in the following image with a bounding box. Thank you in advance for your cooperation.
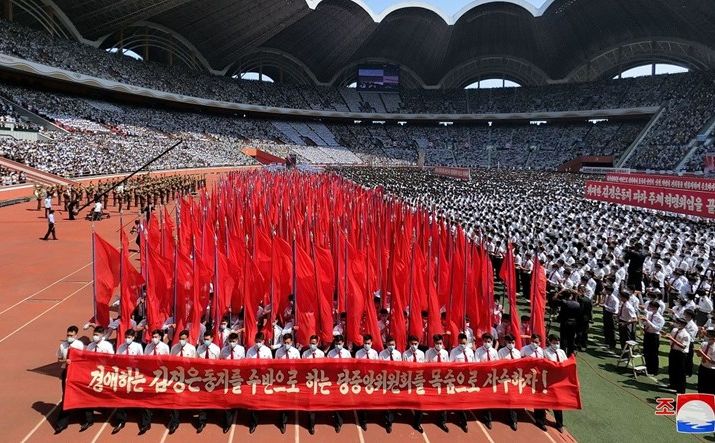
[220,344,246,359]
[87,339,114,354]
[116,341,144,355]
[544,346,568,362]
[497,346,521,360]
[643,312,665,334]
[520,344,544,359]
[474,346,499,362]
[603,293,620,314]
[48,213,55,224]
[245,344,273,359]
[144,341,170,355]
[44,197,52,208]
[327,348,352,359]
[275,346,301,359]
[402,348,425,362]
[618,300,637,323]
[449,346,475,362]
[57,339,84,362]
[93,202,103,213]
[301,347,325,359]
[355,348,379,360]
[196,342,221,359]
[171,342,197,358]
[699,296,713,314]
[379,348,403,361]
[425,347,449,362]
[670,327,691,353]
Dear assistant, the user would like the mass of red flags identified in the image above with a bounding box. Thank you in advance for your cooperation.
[118,227,144,341]
[530,256,548,344]
[499,243,523,349]
[90,171,549,350]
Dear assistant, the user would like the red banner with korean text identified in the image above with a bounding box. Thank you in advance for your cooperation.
[63,349,581,411]
[433,167,471,181]
[584,180,715,219]
[604,172,715,193]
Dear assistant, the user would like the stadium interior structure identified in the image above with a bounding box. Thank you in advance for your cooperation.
[0,0,713,181]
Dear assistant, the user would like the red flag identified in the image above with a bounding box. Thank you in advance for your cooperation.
[118,229,144,341]
[174,245,193,345]
[425,242,442,345]
[294,241,317,345]
[213,248,235,346]
[272,236,293,320]
[499,243,522,349]
[145,245,173,340]
[242,251,265,347]
[346,239,366,347]
[314,245,336,345]
[92,232,120,328]
[530,256,547,345]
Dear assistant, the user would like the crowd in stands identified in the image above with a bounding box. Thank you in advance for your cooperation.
[0,165,25,185]
[1,19,714,171]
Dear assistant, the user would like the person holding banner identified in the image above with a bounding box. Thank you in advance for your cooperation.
[498,334,521,431]
[379,335,402,433]
[193,331,221,433]
[136,330,170,435]
[112,330,144,434]
[449,333,474,432]
[245,332,272,433]
[542,335,567,433]
[423,334,450,433]
[302,335,325,434]
[75,327,114,432]
[475,333,499,430]
[53,325,87,434]
[167,330,197,434]
[275,333,300,434]
[327,335,351,433]
[221,332,245,433]
[355,334,379,431]
[402,335,426,433]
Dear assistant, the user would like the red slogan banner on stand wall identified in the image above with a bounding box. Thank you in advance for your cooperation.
[64,350,581,411]
[605,173,715,192]
[585,180,715,219]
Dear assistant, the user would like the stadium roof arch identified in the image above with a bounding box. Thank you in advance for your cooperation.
[4,0,715,88]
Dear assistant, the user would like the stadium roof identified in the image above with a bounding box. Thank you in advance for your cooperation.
[14,0,715,87]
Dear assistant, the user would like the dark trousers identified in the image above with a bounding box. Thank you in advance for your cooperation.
[385,410,395,426]
[643,332,660,375]
[576,321,589,350]
[560,322,578,357]
[618,323,635,350]
[521,273,531,299]
[280,411,289,427]
[43,223,56,240]
[698,364,715,394]
[333,411,343,428]
[224,409,238,428]
[508,409,518,425]
[686,343,694,377]
[668,349,687,394]
[197,410,208,426]
[249,410,259,428]
[115,409,151,428]
[534,409,563,428]
[480,410,492,425]
[307,412,316,429]
[357,410,366,427]
[603,310,616,348]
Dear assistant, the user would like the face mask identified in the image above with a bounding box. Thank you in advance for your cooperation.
[255,341,264,348]
[532,343,540,350]
[364,343,372,351]
[434,344,442,351]
[309,344,318,351]
[551,343,560,351]
[229,342,238,348]
[506,343,514,350]
[125,337,134,344]
[410,344,418,352]
[92,335,101,342]
[204,339,212,346]
[66,337,75,344]
[179,339,187,346]
[484,342,493,349]
[459,343,467,350]
[219,324,226,331]
[335,344,344,351]
[152,337,160,345]
[387,345,395,352]
[284,343,292,349]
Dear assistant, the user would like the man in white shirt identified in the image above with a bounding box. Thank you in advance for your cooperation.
[80,327,114,431]
[640,301,664,375]
[221,332,245,433]
[379,336,402,433]
[167,330,197,434]
[424,334,450,432]
[138,329,169,435]
[327,335,350,433]
[601,289,619,350]
[542,335,567,433]
[665,317,691,394]
[112,330,144,434]
[497,335,521,431]
[474,333,499,429]
[44,193,52,218]
[354,334,378,431]
[301,335,325,434]
[401,335,426,433]
[92,199,103,221]
[683,309,699,378]
[617,292,637,351]
[275,333,301,434]
[196,331,221,433]
[245,332,272,433]
[42,209,57,240]
[449,333,473,433]
[54,325,87,434]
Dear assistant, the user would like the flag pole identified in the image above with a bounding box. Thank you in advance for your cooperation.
[91,222,97,323]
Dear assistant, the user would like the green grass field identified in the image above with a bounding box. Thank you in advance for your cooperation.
[503,288,714,443]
